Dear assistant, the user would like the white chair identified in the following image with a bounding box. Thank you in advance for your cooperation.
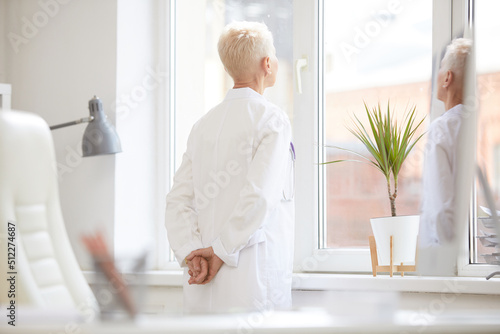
[0,109,96,309]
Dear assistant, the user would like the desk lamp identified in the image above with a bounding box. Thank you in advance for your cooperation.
[50,96,122,157]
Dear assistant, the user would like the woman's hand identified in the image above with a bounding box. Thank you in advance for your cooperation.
[186,247,224,285]
[186,255,209,284]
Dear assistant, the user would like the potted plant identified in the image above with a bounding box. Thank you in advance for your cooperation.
[324,101,425,274]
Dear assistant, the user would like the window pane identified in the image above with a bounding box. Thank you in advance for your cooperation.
[473,0,500,264]
[321,0,432,248]
[174,0,293,172]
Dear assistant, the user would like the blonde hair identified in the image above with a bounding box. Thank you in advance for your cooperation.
[218,21,275,80]
[441,38,472,74]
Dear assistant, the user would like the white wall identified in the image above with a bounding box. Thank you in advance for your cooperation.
[3,0,118,269]
[2,0,167,270]
[0,1,6,82]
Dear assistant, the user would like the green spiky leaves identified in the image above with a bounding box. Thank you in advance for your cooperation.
[323,101,425,216]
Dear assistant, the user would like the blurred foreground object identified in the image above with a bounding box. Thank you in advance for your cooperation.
[82,232,146,319]
[0,109,97,312]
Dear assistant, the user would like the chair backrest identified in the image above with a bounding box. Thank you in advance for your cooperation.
[0,109,96,309]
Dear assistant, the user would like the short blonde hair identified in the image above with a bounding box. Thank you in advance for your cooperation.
[218,21,275,80]
[441,38,472,74]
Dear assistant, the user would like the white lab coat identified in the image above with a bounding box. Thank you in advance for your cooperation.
[165,87,295,313]
[419,104,465,247]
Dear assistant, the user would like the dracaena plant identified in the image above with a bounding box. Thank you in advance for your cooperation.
[324,102,425,217]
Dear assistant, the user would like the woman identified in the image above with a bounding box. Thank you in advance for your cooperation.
[419,38,472,247]
[165,21,294,313]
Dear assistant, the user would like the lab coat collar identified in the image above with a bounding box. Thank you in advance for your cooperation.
[441,104,465,120]
[225,87,265,101]
[446,104,463,114]
[444,103,465,117]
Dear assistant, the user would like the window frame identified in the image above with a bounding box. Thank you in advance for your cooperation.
[294,0,446,273]
[160,0,497,277]
[156,0,180,270]
[294,0,496,276]
[456,0,500,277]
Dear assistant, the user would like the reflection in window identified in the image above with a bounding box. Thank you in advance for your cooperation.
[321,0,432,248]
[473,0,500,264]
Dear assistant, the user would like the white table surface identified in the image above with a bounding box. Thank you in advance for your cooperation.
[2,308,500,334]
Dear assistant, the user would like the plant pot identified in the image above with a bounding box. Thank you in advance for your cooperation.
[370,215,419,266]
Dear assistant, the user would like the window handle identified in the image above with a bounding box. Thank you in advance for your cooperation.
[295,57,308,94]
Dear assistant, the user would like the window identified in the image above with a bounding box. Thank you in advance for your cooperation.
[172,0,294,172]
[320,0,432,251]
[164,0,494,276]
[293,0,434,272]
[165,0,293,265]
[291,0,500,275]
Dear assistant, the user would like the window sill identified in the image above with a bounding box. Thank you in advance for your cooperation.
[292,273,500,295]
[83,270,500,295]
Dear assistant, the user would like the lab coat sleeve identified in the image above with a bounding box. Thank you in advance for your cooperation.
[420,137,455,246]
[165,132,203,267]
[212,113,291,267]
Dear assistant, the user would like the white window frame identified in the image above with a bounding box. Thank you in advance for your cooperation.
[293,0,445,273]
[292,0,322,272]
[456,0,500,277]
[156,0,180,271]
[293,0,496,276]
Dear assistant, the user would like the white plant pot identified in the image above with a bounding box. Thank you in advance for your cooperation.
[370,215,420,266]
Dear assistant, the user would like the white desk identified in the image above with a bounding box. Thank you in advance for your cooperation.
[2,308,500,334]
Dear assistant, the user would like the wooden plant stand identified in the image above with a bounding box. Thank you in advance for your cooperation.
[368,235,416,277]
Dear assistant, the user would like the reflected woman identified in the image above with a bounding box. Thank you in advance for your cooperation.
[419,38,472,247]
[165,21,294,313]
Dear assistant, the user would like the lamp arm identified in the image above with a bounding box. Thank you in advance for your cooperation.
[49,116,94,130]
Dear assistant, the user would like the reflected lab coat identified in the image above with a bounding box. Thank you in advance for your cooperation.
[165,87,295,313]
[419,104,465,247]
